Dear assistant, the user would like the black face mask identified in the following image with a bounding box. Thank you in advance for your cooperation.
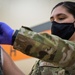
[51,21,75,40]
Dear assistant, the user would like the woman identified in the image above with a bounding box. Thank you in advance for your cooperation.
[29,1,75,75]
[0,1,75,75]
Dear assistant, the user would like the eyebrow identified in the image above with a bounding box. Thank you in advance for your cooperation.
[50,13,66,19]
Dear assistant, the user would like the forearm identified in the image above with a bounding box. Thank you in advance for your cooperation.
[13,26,75,68]
[2,47,25,75]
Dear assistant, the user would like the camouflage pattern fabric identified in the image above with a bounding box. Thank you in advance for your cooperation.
[29,60,69,75]
[13,26,75,75]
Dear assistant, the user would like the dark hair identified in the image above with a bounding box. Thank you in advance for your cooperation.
[51,1,75,18]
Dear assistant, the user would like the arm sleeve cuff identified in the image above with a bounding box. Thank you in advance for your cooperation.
[12,30,19,45]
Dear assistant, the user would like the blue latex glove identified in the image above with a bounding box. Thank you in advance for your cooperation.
[0,22,14,45]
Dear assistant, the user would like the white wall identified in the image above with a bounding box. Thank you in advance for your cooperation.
[14,58,39,75]
[0,0,74,29]
[0,0,51,29]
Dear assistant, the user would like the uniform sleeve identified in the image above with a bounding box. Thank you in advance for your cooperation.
[13,26,75,68]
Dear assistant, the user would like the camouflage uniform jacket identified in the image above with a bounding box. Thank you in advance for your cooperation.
[13,26,75,75]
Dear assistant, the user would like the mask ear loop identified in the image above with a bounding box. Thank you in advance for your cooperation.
[74,21,75,30]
